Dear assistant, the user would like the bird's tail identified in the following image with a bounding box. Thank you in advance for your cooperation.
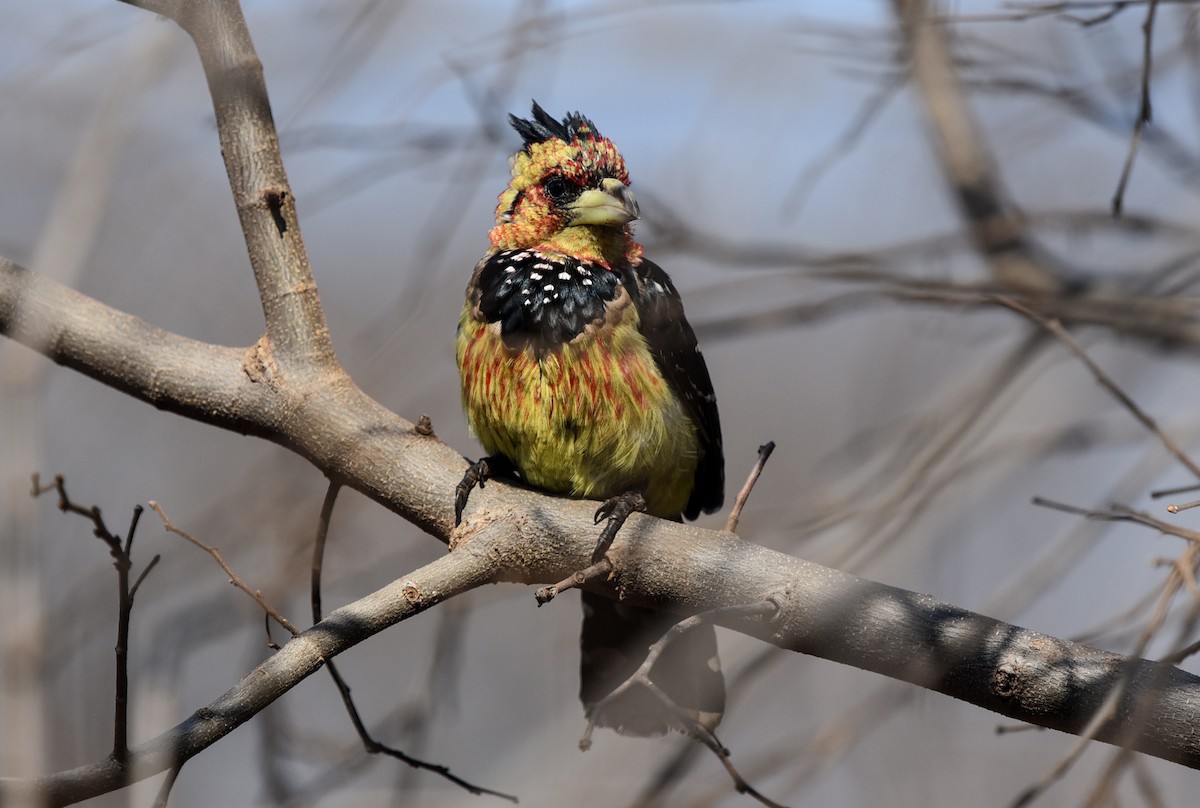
[579,591,725,736]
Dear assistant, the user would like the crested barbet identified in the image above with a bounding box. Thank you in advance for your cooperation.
[455,102,725,736]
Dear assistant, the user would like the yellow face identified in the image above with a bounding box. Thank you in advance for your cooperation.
[488,130,641,265]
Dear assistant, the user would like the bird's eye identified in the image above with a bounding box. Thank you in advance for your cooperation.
[543,175,572,202]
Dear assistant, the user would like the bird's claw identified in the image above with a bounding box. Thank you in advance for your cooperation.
[591,490,647,562]
[454,455,518,525]
[455,458,492,526]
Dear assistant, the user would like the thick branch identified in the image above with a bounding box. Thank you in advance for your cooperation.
[120,0,333,367]
[0,258,277,435]
[0,257,455,538]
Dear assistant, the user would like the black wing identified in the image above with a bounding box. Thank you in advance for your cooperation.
[628,259,724,520]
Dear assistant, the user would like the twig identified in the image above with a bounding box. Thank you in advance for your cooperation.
[311,480,340,624]
[148,500,300,636]
[308,481,515,803]
[1167,498,1200,514]
[150,766,181,808]
[1152,481,1200,500]
[535,557,613,605]
[1111,0,1160,216]
[1033,496,1200,543]
[725,442,776,533]
[628,638,791,805]
[31,474,159,766]
[321,653,517,803]
[112,503,145,765]
[994,296,1200,479]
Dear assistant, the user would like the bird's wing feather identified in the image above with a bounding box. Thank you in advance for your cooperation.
[628,258,724,519]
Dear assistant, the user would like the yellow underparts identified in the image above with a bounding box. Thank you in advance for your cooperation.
[456,306,699,519]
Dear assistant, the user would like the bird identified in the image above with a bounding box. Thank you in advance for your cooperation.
[455,101,725,736]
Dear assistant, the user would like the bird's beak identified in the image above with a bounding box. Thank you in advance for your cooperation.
[569,178,640,227]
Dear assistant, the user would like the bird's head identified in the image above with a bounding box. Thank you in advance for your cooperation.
[489,101,643,266]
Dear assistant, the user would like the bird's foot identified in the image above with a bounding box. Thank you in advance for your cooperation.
[534,490,646,607]
[591,490,648,563]
[454,455,514,525]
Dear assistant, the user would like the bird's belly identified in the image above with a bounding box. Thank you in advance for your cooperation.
[457,319,699,518]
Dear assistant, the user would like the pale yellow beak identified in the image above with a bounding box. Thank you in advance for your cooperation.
[569,178,640,227]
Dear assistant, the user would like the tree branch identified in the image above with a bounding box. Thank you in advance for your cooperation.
[0,256,455,539]
[0,257,278,436]
[120,0,333,368]
[893,0,1063,293]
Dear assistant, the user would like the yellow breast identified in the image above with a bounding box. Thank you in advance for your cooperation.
[456,304,699,518]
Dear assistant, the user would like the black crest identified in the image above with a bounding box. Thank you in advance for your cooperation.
[509,100,601,148]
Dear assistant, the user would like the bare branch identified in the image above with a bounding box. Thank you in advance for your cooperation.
[725,441,776,533]
[310,480,340,625]
[893,0,1062,292]
[308,482,513,801]
[1112,0,1161,215]
[120,0,333,367]
[1033,496,1200,544]
[1,258,279,438]
[1,255,460,540]
[149,501,300,637]
[995,296,1200,479]
[32,476,156,766]
[535,557,613,605]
